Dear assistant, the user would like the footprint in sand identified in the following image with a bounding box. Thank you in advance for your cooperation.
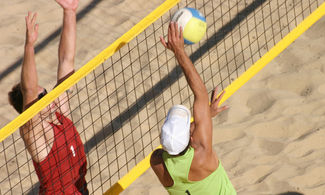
[247,92,275,115]
[300,86,313,97]
[257,138,284,155]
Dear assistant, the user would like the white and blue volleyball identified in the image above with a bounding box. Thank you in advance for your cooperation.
[172,7,207,45]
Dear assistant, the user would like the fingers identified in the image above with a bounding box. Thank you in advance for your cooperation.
[35,24,39,33]
[25,16,28,28]
[31,12,37,26]
[173,22,178,38]
[218,105,229,113]
[25,12,37,27]
[162,22,184,52]
[179,26,183,39]
[169,22,175,38]
[25,12,31,26]
[210,87,228,115]
[216,90,226,105]
[55,0,79,11]
[25,12,38,44]
[211,86,218,102]
[168,23,172,43]
[160,36,167,48]
[170,22,182,41]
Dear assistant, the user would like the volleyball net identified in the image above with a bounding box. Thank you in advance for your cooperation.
[1,0,325,194]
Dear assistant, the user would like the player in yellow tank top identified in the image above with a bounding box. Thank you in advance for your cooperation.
[150,22,236,195]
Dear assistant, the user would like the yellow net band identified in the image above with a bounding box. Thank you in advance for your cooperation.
[0,0,180,143]
[104,2,325,194]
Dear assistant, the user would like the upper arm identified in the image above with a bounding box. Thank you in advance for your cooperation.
[150,149,174,187]
[55,91,72,120]
[22,90,38,112]
[20,114,49,162]
[150,149,165,174]
[190,93,213,153]
[55,69,74,120]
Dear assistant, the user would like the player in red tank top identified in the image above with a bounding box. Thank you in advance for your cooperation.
[8,0,88,194]
[33,112,88,194]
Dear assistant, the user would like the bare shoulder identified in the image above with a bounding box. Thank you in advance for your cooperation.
[150,149,164,167]
[150,149,174,187]
[20,118,53,163]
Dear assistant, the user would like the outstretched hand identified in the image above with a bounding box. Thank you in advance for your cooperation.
[25,12,39,45]
[210,86,229,118]
[160,22,184,54]
[55,0,79,11]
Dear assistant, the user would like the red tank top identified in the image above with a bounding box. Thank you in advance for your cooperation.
[33,112,87,195]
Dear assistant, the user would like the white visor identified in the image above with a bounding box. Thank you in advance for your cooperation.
[160,105,191,155]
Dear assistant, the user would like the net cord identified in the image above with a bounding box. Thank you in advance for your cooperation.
[0,0,181,143]
[104,2,325,194]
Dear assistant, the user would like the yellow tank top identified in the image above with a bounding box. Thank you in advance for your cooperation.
[162,147,237,195]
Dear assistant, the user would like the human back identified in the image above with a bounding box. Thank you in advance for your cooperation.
[162,147,236,195]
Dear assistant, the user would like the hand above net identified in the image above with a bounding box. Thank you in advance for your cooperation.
[25,12,39,46]
[160,22,185,54]
[55,0,79,12]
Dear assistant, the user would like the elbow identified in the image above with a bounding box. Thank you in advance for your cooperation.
[60,56,74,66]
[195,88,209,100]
[20,85,38,100]
[20,83,36,93]
[58,49,74,66]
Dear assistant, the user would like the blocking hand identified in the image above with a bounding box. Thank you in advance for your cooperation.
[55,0,79,12]
[210,86,228,118]
[25,12,39,45]
[160,22,184,54]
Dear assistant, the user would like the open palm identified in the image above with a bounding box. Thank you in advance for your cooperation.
[25,12,39,45]
[55,0,79,11]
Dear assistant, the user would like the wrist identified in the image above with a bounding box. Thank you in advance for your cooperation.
[63,9,77,15]
[25,42,34,48]
[174,48,186,57]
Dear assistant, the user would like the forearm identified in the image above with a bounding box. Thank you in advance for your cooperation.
[57,9,76,79]
[175,50,208,100]
[21,43,38,94]
[162,22,213,150]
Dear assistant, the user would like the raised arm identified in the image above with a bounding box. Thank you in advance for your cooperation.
[19,12,50,163]
[21,12,39,110]
[160,22,212,152]
[56,0,78,80]
[54,0,78,116]
[189,87,229,136]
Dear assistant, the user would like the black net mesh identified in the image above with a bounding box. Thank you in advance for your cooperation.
[1,0,324,194]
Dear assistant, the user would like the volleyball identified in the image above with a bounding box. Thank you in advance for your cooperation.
[171,7,207,44]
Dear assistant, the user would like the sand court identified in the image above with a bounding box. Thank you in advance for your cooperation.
[123,16,325,195]
[1,0,325,194]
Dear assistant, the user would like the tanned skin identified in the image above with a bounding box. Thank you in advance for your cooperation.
[150,22,228,187]
[19,0,79,163]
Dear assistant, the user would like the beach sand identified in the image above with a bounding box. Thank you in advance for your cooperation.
[123,16,325,195]
[1,0,325,194]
